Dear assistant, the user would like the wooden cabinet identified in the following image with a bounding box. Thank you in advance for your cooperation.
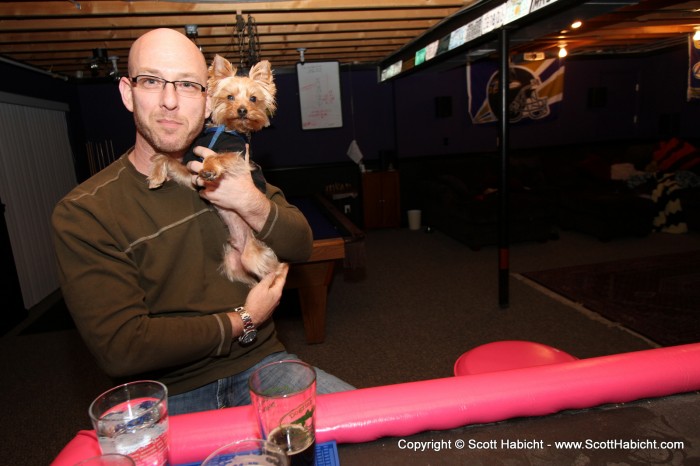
[362,170,400,229]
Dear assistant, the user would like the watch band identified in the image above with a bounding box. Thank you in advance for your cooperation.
[235,306,257,344]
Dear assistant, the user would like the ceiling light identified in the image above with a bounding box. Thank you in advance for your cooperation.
[694,29,700,41]
[185,24,198,39]
[185,25,203,52]
[558,46,568,58]
[571,20,582,29]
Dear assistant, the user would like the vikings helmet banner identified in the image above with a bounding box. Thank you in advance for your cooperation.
[688,35,700,101]
[467,58,564,124]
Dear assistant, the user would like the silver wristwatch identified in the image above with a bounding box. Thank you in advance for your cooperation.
[236,306,257,345]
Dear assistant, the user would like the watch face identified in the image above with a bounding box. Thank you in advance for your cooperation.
[239,330,257,345]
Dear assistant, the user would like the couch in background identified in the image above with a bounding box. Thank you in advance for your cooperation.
[541,144,658,241]
[548,138,700,239]
[411,139,700,247]
[417,155,557,250]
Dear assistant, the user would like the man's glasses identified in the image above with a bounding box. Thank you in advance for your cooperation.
[130,75,206,97]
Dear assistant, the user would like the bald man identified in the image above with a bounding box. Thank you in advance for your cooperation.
[52,28,353,414]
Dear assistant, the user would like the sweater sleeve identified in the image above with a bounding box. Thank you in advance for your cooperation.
[51,197,237,379]
[257,185,313,263]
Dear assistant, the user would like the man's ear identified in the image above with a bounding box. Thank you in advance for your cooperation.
[118,76,135,113]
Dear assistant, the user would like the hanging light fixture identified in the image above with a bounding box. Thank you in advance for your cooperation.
[234,12,261,71]
[185,24,202,52]
[89,48,109,77]
[108,55,121,81]
[558,45,568,58]
[694,28,700,41]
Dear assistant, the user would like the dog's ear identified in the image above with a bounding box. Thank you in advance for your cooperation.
[249,60,273,85]
[209,54,237,80]
[249,60,277,116]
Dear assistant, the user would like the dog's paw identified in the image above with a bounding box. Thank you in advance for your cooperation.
[199,168,223,181]
[147,178,164,189]
[240,237,281,282]
[147,171,167,189]
[200,157,226,181]
[148,154,170,189]
[274,262,288,277]
[200,152,250,181]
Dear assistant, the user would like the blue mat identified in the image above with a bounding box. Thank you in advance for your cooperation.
[178,440,339,465]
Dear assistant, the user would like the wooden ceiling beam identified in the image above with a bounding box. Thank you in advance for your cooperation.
[0,26,426,50]
[30,47,391,70]
[0,0,469,17]
[0,14,453,35]
[0,21,439,42]
[2,35,412,53]
[0,7,457,23]
[19,45,392,63]
[1,0,698,78]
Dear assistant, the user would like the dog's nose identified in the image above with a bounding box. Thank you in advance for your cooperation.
[237,107,247,118]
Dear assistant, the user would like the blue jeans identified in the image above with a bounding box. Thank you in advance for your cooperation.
[168,351,355,415]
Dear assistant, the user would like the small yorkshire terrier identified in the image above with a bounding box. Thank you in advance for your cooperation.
[148,55,282,286]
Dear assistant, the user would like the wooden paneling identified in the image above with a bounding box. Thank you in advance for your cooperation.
[0,1,698,80]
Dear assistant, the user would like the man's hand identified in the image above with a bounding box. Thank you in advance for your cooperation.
[227,264,289,334]
[245,263,289,326]
[187,146,270,231]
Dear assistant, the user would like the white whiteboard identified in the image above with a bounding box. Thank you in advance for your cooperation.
[296,61,343,130]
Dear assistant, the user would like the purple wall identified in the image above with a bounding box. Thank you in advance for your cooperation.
[248,66,396,168]
[393,45,700,159]
[70,45,700,172]
[70,66,397,171]
[3,44,697,179]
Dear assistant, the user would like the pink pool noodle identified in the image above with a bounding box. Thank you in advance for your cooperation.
[52,343,700,465]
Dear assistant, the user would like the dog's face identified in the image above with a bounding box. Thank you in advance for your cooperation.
[207,55,277,134]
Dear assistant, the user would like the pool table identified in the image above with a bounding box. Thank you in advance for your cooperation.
[285,194,364,344]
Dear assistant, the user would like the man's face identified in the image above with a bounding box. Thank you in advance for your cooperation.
[130,78,207,155]
[120,33,210,156]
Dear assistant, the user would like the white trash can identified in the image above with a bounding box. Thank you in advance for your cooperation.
[407,209,422,231]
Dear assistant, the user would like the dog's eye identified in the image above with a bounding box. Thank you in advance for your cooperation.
[249,96,257,103]
[227,95,234,101]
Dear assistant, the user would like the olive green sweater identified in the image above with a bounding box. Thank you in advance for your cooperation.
[51,152,313,395]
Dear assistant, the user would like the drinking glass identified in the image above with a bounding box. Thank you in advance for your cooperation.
[249,360,317,466]
[89,380,169,466]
